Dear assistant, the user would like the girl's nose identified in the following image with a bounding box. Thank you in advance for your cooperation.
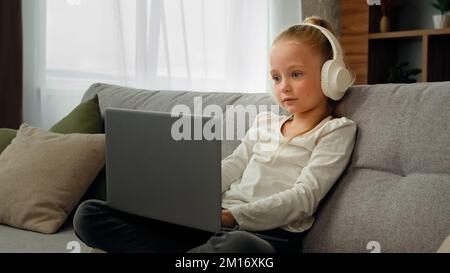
[280,79,291,93]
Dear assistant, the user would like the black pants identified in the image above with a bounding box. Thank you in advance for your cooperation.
[73,199,304,253]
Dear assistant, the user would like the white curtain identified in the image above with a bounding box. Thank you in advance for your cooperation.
[22,0,301,129]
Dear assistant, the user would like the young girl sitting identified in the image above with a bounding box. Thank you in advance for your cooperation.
[73,16,357,253]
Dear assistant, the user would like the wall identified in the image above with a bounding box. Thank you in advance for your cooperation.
[397,0,437,82]
[270,0,301,41]
[398,0,436,30]
[301,0,341,36]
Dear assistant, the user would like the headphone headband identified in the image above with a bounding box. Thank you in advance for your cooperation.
[300,23,343,59]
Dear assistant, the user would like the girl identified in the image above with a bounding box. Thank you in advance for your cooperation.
[73,16,357,253]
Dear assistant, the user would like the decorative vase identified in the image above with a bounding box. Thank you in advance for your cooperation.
[433,14,450,29]
[380,15,390,33]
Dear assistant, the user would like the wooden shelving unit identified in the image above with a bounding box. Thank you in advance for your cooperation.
[340,1,450,85]
[368,28,450,40]
[368,28,450,83]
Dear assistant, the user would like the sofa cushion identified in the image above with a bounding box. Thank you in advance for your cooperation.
[0,124,105,234]
[0,218,90,253]
[302,82,450,253]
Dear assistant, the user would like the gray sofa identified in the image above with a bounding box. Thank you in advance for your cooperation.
[1,82,449,253]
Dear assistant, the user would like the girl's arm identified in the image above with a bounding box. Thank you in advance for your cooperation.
[221,113,263,193]
[221,139,255,193]
[228,121,357,231]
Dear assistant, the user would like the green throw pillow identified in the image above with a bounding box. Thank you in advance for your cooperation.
[1,97,102,154]
[50,96,103,134]
[0,128,18,155]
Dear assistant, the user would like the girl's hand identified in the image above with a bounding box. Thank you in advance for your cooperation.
[221,210,237,228]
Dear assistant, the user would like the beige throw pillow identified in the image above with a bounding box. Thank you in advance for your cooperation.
[437,233,450,253]
[0,124,105,234]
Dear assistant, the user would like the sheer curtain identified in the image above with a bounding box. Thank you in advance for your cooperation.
[22,0,301,129]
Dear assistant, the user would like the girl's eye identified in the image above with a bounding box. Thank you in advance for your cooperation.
[272,76,281,83]
[292,72,303,78]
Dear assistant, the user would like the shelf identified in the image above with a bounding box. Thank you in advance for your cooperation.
[369,28,450,40]
[340,0,450,84]
[368,39,424,84]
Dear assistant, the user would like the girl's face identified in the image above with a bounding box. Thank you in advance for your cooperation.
[270,40,327,115]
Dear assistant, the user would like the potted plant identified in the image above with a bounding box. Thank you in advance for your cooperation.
[379,0,401,32]
[387,62,422,83]
[431,0,450,28]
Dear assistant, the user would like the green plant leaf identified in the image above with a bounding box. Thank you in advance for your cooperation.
[407,68,422,75]
[387,61,422,83]
[431,0,450,13]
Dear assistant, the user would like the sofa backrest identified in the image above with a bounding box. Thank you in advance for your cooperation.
[302,81,450,253]
[82,83,290,159]
[82,82,450,253]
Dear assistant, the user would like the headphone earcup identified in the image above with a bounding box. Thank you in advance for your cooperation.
[321,59,352,101]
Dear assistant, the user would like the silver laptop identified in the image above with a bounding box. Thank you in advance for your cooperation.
[105,108,222,233]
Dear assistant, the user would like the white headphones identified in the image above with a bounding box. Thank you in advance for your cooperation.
[301,23,353,101]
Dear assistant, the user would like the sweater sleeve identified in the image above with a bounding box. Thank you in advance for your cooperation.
[221,113,261,193]
[228,120,357,231]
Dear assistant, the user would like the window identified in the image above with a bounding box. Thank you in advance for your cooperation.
[23,0,301,128]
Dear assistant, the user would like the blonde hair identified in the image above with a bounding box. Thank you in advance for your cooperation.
[270,16,355,164]
[273,16,337,64]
